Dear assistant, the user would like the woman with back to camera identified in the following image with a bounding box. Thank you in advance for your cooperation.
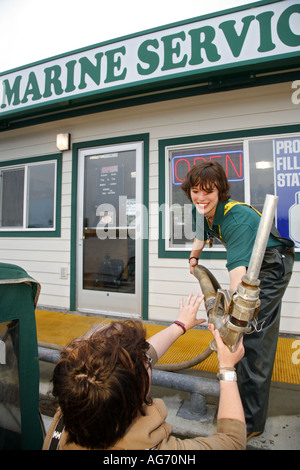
[43,292,246,450]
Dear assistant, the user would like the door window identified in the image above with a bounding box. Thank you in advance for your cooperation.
[77,142,143,316]
[82,150,136,294]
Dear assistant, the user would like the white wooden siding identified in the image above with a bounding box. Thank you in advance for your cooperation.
[0,82,299,333]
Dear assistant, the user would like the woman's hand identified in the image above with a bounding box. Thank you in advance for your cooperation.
[208,323,245,368]
[189,257,198,275]
[148,293,205,359]
[177,293,205,331]
[209,323,246,428]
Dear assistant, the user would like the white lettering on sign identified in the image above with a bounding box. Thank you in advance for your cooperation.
[291,80,300,104]
[275,139,300,187]
[274,137,300,246]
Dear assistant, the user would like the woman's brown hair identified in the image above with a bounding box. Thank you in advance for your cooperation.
[52,320,152,449]
[181,161,231,202]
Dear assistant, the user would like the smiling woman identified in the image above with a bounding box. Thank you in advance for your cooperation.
[182,160,231,203]
[190,185,219,221]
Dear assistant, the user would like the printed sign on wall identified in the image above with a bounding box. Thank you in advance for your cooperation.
[274,137,300,247]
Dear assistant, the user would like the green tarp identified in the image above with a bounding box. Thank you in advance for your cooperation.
[0,263,44,450]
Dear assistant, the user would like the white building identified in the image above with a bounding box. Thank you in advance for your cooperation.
[0,0,299,333]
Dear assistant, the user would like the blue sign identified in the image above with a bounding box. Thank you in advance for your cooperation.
[274,137,300,248]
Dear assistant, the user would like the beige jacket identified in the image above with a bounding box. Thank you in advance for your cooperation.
[43,398,246,450]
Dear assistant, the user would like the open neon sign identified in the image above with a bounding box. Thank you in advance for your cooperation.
[172,150,244,185]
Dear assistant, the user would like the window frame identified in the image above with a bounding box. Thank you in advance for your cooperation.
[0,153,62,237]
[158,125,300,261]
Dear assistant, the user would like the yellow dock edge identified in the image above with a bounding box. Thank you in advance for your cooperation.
[35,309,300,385]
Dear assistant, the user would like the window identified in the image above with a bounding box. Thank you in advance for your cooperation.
[250,136,300,247]
[168,141,244,248]
[0,154,61,236]
[159,130,300,256]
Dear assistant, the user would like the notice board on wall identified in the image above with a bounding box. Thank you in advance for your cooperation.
[274,137,300,248]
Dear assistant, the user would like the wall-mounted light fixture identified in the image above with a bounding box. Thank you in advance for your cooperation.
[56,133,70,151]
[256,161,273,169]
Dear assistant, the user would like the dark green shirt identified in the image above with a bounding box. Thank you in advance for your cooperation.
[194,200,282,272]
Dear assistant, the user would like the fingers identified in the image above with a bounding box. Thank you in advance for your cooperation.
[236,338,245,357]
[208,323,245,366]
[184,293,204,306]
[177,293,204,330]
[211,326,223,347]
[189,262,197,275]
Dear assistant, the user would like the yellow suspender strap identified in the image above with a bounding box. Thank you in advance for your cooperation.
[224,200,261,217]
[223,200,294,248]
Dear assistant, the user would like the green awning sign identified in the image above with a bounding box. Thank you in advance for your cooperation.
[0,0,299,120]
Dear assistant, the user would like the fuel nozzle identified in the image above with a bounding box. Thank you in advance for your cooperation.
[194,194,278,353]
[210,274,261,352]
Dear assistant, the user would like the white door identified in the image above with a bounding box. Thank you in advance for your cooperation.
[77,142,143,316]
